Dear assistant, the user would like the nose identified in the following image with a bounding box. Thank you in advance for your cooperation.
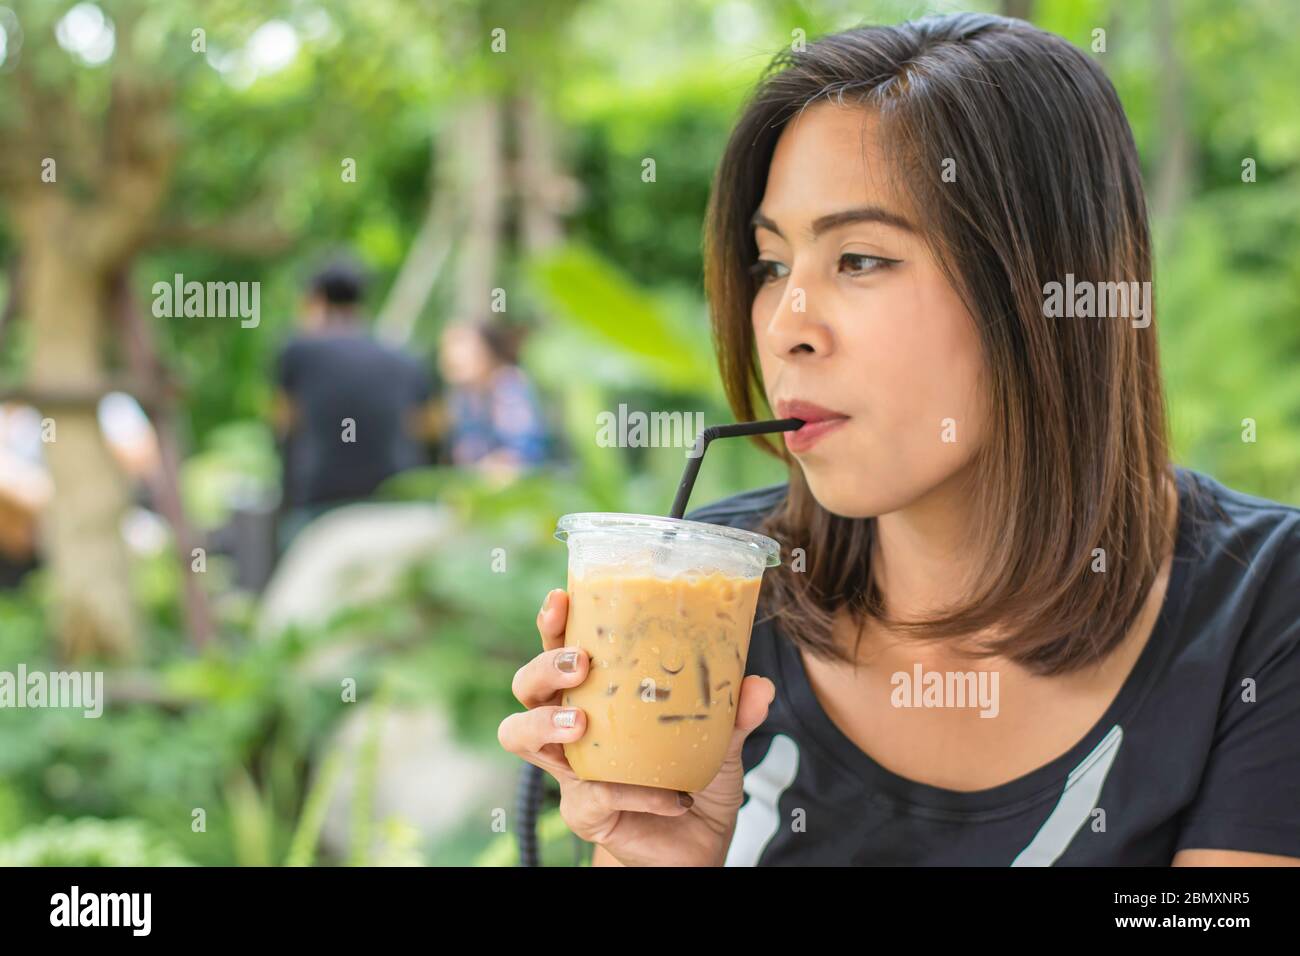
[759,277,834,359]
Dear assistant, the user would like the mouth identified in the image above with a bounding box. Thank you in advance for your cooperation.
[775,398,851,454]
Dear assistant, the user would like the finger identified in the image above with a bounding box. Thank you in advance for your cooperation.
[511,645,590,709]
[536,589,569,652]
[719,675,775,767]
[560,777,694,837]
[516,744,574,782]
[735,674,776,731]
[498,705,588,779]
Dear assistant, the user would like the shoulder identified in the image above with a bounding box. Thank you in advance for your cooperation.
[1177,466,1300,594]
[1173,465,1300,729]
[491,365,539,400]
[275,337,311,382]
[1182,465,1300,529]
[1169,468,1300,858]
[393,348,431,383]
[360,339,427,381]
[280,334,342,367]
[278,335,309,359]
[683,482,789,532]
[1173,466,1300,665]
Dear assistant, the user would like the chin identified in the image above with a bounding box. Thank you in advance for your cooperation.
[799,449,982,520]
[796,460,908,519]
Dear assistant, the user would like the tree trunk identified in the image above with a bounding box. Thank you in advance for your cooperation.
[1000,0,1035,21]
[514,93,570,253]
[110,269,214,649]
[374,112,460,346]
[20,198,138,660]
[1151,0,1192,226]
[454,97,505,320]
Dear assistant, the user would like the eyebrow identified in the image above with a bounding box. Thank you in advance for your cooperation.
[750,205,916,240]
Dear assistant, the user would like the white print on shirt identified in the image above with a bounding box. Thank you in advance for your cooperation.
[1012,724,1123,866]
[726,724,1124,865]
[725,734,800,866]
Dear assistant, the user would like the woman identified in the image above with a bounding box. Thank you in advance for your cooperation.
[498,13,1300,865]
[438,320,549,481]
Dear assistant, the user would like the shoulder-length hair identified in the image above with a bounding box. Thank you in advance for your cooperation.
[703,12,1175,676]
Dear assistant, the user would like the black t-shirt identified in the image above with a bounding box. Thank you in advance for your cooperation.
[276,332,432,509]
[684,466,1300,865]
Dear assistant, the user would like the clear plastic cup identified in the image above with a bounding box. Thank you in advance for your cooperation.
[554,513,781,792]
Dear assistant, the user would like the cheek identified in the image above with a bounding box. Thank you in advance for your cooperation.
[856,277,987,457]
[750,293,777,391]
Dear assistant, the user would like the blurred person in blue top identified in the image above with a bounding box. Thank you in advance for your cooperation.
[437,319,548,483]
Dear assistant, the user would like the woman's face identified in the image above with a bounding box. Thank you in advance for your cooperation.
[439,324,494,386]
[750,101,988,518]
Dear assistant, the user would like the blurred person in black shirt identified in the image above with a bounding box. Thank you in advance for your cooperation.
[272,257,437,549]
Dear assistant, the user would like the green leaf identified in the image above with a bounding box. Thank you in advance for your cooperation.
[525,244,716,391]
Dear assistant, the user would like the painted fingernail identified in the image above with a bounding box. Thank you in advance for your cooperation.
[553,709,578,729]
[555,649,580,673]
[677,792,694,808]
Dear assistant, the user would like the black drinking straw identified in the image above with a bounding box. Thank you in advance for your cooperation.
[669,418,804,519]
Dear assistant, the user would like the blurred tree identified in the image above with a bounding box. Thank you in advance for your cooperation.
[0,1,180,657]
[0,0,301,656]
[376,0,583,344]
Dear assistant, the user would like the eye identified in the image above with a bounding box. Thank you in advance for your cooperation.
[749,259,789,285]
[839,253,898,276]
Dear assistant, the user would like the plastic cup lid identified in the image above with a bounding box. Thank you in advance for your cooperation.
[555,512,780,568]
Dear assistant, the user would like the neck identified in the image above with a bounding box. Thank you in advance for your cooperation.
[872,463,979,616]
[854,462,984,668]
[469,363,505,389]
[318,308,361,329]
[851,465,1179,673]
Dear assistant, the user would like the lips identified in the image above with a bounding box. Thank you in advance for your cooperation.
[775,398,850,453]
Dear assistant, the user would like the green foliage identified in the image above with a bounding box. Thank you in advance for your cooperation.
[526,243,719,393]
[1158,178,1300,503]
[347,683,388,867]
[181,419,281,529]
[0,569,414,866]
[476,807,589,868]
[285,748,343,867]
[0,817,195,867]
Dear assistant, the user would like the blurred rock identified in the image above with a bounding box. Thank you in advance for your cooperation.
[317,703,516,863]
[256,501,456,639]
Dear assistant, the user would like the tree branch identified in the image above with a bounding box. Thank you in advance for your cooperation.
[144,218,297,256]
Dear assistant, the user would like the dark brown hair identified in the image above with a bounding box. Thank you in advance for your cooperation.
[703,13,1176,676]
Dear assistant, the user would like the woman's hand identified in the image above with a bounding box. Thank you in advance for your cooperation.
[498,588,776,866]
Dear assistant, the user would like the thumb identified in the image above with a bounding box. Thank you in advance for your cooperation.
[720,675,775,770]
[690,675,774,819]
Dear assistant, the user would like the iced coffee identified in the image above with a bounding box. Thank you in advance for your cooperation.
[555,513,779,792]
